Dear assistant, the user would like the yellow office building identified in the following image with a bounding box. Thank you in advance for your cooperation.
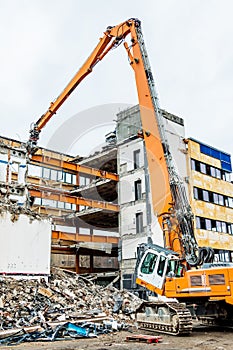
[187,138,233,262]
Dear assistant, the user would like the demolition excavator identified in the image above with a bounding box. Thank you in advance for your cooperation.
[27,18,233,335]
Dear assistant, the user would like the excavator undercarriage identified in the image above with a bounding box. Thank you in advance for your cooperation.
[135,299,233,335]
[136,301,192,335]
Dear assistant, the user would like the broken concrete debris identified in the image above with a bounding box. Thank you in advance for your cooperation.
[0,268,142,344]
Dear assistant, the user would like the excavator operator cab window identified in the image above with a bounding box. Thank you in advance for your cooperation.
[140,252,158,274]
[157,255,167,277]
[167,259,179,277]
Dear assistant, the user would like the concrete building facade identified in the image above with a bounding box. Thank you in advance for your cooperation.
[116,105,189,289]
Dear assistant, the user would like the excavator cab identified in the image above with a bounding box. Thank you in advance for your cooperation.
[136,244,180,293]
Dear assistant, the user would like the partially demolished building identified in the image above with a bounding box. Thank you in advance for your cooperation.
[0,136,119,277]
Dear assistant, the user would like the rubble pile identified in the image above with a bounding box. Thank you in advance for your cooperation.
[0,268,142,331]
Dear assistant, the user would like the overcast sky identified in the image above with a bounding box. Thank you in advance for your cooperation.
[0,0,233,158]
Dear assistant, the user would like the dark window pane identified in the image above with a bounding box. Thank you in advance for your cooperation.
[134,150,140,169]
[136,212,143,233]
[198,188,203,200]
[225,196,229,207]
[212,220,217,231]
[227,224,232,235]
[200,217,206,229]
[206,164,211,175]
[195,161,201,172]
[209,192,214,203]
[135,180,142,200]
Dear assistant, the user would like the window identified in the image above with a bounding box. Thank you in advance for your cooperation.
[216,221,222,233]
[229,198,233,208]
[136,212,143,233]
[135,179,142,200]
[216,168,221,179]
[196,217,201,229]
[157,255,166,277]
[209,191,214,202]
[28,164,42,177]
[133,149,140,169]
[193,187,203,200]
[57,171,63,181]
[218,194,224,206]
[212,220,217,231]
[200,163,206,174]
[227,224,233,235]
[50,169,57,181]
[195,161,201,172]
[64,172,72,183]
[205,219,212,231]
[196,217,206,229]
[43,167,50,179]
[191,159,196,170]
[65,202,72,210]
[57,201,65,209]
[203,190,209,202]
[193,187,198,199]
[34,198,41,205]
[80,176,91,186]
[222,222,227,233]
[225,173,231,182]
[213,193,219,204]
[141,253,158,274]
[206,164,211,176]
[210,167,216,177]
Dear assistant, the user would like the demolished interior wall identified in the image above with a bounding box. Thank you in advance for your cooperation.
[0,210,51,276]
[0,140,51,277]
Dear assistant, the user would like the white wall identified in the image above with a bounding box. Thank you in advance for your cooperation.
[119,169,145,204]
[0,212,51,275]
[164,118,188,183]
[118,138,144,173]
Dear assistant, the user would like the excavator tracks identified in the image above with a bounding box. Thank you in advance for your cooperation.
[136,301,193,335]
